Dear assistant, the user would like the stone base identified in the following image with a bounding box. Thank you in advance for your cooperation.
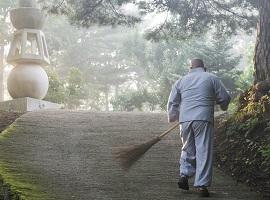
[0,97,62,113]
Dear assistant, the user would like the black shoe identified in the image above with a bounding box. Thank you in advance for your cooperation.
[178,176,189,190]
[197,187,210,197]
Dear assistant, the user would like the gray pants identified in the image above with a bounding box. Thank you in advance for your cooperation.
[179,121,213,187]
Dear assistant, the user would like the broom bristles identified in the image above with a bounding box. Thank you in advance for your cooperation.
[112,137,161,171]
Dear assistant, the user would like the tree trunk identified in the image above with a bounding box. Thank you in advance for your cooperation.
[254,0,270,83]
[0,45,4,101]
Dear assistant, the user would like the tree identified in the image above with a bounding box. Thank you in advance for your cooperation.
[42,13,243,111]
[0,0,15,101]
[44,68,66,104]
[40,0,269,83]
[44,67,96,109]
[60,26,135,110]
[111,88,159,111]
[122,32,241,109]
[44,15,148,111]
[236,42,255,91]
[189,34,242,94]
[253,1,270,83]
[65,67,88,109]
[40,0,141,26]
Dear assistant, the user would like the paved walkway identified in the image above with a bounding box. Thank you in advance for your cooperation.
[0,110,262,199]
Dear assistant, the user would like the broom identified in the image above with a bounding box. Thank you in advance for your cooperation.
[112,122,180,171]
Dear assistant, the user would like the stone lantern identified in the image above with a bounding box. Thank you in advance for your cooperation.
[7,0,49,99]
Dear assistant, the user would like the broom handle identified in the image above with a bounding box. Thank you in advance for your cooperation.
[158,122,180,140]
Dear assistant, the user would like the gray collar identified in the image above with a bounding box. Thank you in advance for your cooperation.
[189,67,205,73]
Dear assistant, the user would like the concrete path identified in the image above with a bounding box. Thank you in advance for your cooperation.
[0,110,262,199]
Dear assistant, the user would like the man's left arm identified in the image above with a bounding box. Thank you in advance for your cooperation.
[167,82,181,123]
[213,78,231,111]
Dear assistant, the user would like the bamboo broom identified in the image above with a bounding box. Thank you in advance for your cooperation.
[112,122,180,171]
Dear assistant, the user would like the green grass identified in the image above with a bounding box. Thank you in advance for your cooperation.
[0,124,51,200]
[0,124,17,140]
[0,162,50,200]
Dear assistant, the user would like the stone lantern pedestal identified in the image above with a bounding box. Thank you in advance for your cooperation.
[0,0,61,112]
[0,97,62,113]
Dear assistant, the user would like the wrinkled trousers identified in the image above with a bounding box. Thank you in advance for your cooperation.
[179,121,213,187]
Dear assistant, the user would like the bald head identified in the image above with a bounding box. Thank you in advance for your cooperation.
[191,59,204,69]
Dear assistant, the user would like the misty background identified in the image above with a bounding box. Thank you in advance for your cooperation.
[0,1,255,112]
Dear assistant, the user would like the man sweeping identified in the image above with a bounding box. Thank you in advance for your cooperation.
[167,59,231,197]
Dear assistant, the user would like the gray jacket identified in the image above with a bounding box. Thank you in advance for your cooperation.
[167,67,231,123]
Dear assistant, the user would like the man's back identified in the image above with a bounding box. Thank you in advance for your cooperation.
[168,67,231,123]
[167,60,231,197]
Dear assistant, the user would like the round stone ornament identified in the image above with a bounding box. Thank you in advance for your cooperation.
[7,64,49,99]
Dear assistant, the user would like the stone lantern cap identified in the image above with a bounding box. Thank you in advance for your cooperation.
[18,0,38,8]
[10,0,45,30]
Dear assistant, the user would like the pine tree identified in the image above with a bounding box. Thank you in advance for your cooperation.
[40,0,270,83]
[122,32,241,109]
[190,35,242,93]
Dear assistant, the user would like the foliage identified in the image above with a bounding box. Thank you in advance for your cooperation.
[227,99,238,114]
[40,0,141,27]
[215,82,270,197]
[65,67,87,109]
[39,0,258,40]
[238,81,270,112]
[226,116,259,136]
[111,88,159,111]
[42,0,270,85]
[216,114,270,197]
[44,67,89,109]
[122,32,242,109]
[224,81,270,137]
[44,68,66,104]
[141,0,258,40]
[0,0,15,100]
[236,42,255,91]
[0,0,15,44]
[44,16,139,110]
[260,144,270,162]
[236,65,254,92]
[188,34,242,95]
[0,177,22,200]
